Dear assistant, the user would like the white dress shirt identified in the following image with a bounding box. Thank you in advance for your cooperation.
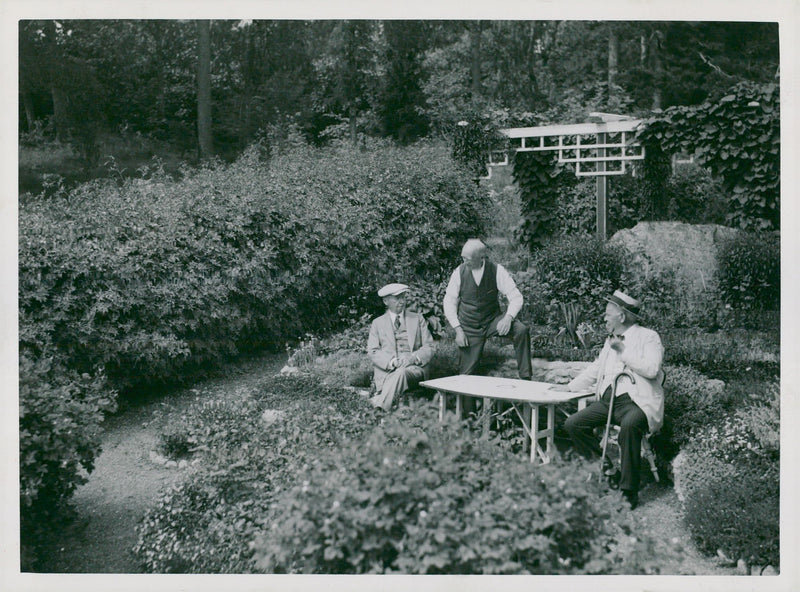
[443,261,524,329]
[598,327,634,397]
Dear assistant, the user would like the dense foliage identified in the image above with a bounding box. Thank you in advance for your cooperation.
[639,82,780,230]
[716,230,780,311]
[253,405,656,575]
[19,354,117,567]
[20,20,777,167]
[135,372,663,575]
[512,152,575,248]
[648,364,733,473]
[19,142,488,394]
[19,141,489,543]
[516,234,628,328]
[134,375,381,573]
[673,385,779,568]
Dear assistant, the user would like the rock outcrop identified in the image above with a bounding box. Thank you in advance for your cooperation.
[609,221,739,295]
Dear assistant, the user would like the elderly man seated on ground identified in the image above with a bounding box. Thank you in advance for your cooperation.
[367,283,436,411]
[561,290,665,510]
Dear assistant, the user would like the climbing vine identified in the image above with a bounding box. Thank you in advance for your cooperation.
[513,151,573,249]
[638,82,779,230]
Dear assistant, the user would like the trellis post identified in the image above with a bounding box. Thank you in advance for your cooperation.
[596,131,607,240]
[489,113,645,241]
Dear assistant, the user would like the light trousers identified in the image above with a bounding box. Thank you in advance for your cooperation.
[369,365,426,411]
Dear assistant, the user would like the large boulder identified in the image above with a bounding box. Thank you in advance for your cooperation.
[608,221,739,295]
[531,358,590,384]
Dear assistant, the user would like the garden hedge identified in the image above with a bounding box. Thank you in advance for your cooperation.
[20,140,490,538]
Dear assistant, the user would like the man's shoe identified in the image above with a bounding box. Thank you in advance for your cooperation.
[622,489,639,510]
[604,467,621,490]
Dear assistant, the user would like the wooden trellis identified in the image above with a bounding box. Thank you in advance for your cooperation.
[486,113,646,239]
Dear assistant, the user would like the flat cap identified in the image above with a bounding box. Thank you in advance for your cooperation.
[377,283,409,297]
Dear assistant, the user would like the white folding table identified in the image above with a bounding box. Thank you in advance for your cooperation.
[420,375,594,465]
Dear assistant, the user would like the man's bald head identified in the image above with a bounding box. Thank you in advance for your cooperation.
[461,239,487,258]
[461,239,487,270]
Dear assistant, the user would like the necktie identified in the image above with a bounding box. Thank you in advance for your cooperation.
[394,315,401,330]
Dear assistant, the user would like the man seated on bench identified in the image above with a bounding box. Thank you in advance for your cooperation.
[561,290,665,510]
[368,283,436,411]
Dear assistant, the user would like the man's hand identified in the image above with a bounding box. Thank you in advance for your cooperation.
[397,354,414,367]
[496,314,513,336]
[454,326,469,348]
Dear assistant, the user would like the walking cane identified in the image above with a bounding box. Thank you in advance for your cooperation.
[599,371,636,480]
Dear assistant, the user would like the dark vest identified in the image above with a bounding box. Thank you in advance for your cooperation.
[457,261,501,330]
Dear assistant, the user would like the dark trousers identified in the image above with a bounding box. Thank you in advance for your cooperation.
[564,391,649,493]
[459,314,532,413]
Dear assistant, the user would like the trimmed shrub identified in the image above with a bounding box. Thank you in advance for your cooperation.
[717,230,780,312]
[19,141,490,396]
[252,403,658,575]
[519,234,628,329]
[673,385,779,567]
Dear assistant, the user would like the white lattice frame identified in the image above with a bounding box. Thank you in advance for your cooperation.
[490,119,646,177]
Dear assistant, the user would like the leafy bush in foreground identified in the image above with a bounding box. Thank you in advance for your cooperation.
[252,404,656,575]
[673,385,779,567]
[134,375,380,573]
[19,353,117,569]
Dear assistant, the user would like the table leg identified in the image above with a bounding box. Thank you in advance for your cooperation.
[482,397,491,439]
[523,405,532,452]
[531,403,540,464]
[455,394,463,419]
[546,404,555,461]
[438,391,445,422]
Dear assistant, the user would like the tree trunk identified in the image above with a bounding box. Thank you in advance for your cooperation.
[640,34,647,66]
[349,105,358,146]
[196,20,213,159]
[21,89,36,133]
[51,85,68,142]
[470,21,482,104]
[608,25,618,105]
[526,21,539,108]
[651,30,663,110]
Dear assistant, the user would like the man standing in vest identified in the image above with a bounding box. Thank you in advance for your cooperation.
[562,290,664,510]
[443,239,532,412]
[368,283,436,411]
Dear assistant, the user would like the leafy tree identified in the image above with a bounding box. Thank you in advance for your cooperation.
[196,20,213,158]
[379,21,430,144]
[311,20,381,145]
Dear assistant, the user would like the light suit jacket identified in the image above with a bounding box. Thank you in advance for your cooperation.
[368,311,435,390]
[567,324,665,433]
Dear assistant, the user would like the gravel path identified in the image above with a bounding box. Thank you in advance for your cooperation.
[37,352,738,575]
[38,353,286,573]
